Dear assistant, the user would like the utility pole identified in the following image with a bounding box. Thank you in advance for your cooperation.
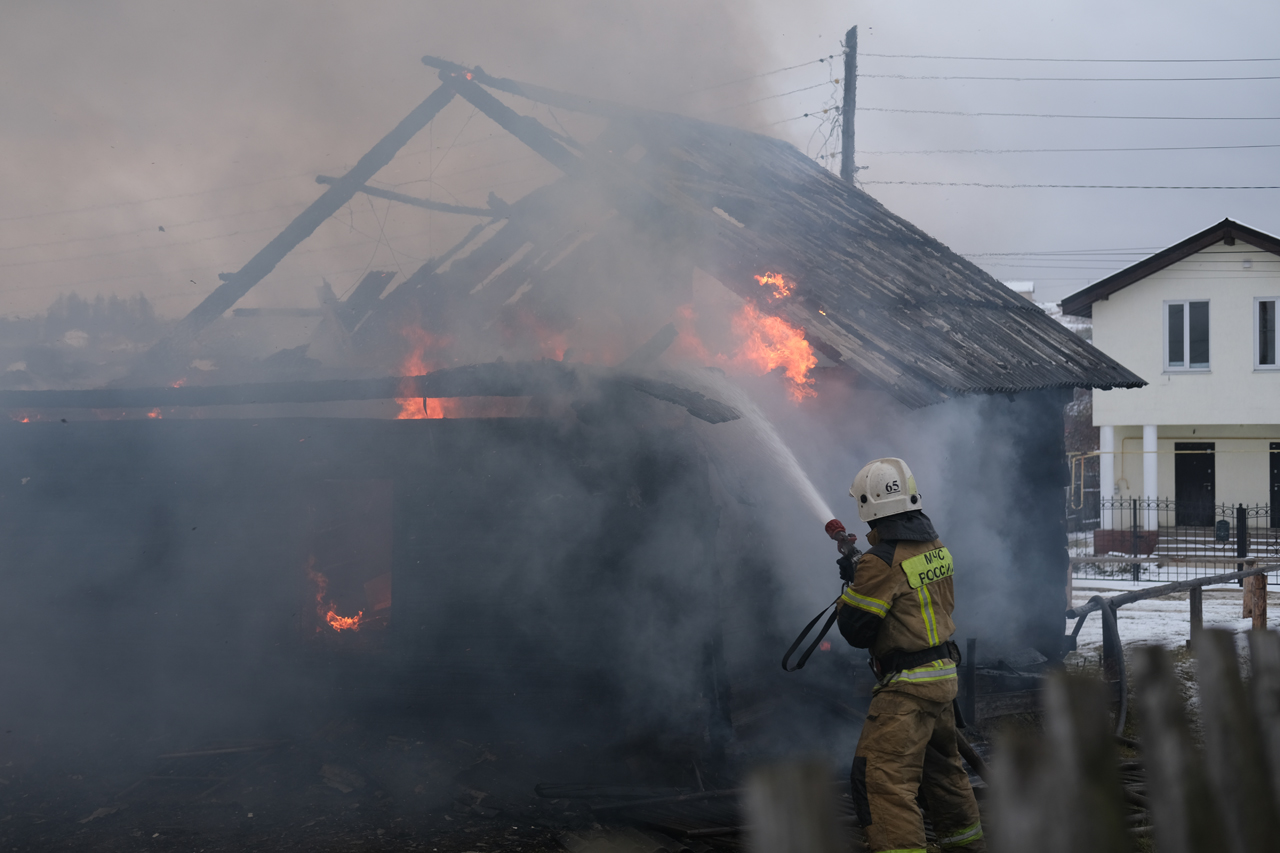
[840,25,857,184]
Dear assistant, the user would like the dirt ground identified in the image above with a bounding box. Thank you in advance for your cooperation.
[0,722,697,853]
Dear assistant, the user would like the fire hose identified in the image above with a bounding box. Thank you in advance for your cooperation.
[781,520,862,673]
[1097,595,1130,737]
[781,594,844,673]
[1066,595,1128,735]
[1065,561,1280,738]
[1066,594,1130,736]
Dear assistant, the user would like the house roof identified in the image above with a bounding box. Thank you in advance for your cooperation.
[1061,218,1280,319]
[368,76,1144,407]
[142,59,1147,409]
[615,114,1146,406]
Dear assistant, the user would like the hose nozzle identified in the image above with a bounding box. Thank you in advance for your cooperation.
[825,518,860,557]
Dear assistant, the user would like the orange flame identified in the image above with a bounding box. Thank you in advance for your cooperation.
[671,300,818,401]
[146,409,162,419]
[754,271,795,300]
[171,378,187,388]
[394,326,455,419]
[304,557,364,632]
[539,331,570,362]
[398,397,452,419]
[731,302,817,401]
[325,610,364,632]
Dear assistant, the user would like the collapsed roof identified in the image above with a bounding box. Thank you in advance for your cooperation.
[130,56,1143,410]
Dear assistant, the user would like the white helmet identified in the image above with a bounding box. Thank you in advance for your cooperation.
[850,457,921,522]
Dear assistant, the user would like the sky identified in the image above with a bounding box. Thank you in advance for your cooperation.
[3,0,1280,318]
[745,0,1280,303]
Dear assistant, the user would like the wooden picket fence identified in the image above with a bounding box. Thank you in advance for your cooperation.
[744,628,1280,853]
[989,628,1280,853]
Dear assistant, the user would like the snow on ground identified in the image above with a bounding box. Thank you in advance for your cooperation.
[1068,577,1278,656]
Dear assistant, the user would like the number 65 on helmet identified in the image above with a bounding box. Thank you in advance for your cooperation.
[850,457,921,522]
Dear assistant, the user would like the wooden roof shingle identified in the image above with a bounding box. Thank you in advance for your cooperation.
[589,113,1146,407]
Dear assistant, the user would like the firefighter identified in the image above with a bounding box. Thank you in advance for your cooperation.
[835,457,984,852]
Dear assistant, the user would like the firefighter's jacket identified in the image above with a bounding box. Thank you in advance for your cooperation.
[836,510,958,700]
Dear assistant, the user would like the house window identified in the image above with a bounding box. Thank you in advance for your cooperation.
[1258,298,1278,369]
[1165,300,1210,370]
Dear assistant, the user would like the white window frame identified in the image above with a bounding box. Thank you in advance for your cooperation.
[1256,296,1280,370]
[1163,299,1211,372]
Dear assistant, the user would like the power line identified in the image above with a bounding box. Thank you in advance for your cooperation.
[864,181,1280,189]
[0,173,318,224]
[695,50,1280,101]
[686,55,841,94]
[0,130,518,227]
[978,263,1149,271]
[977,261,1154,267]
[969,247,1268,257]
[0,201,310,255]
[0,187,510,274]
[861,72,1280,82]
[860,52,1280,64]
[0,263,375,301]
[714,82,835,113]
[981,258,1279,268]
[861,143,1280,155]
[0,217,453,296]
[771,108,841,126]
[859,106,1280,120]
[0,220,299,271]
[0,149,540,259]
[965,247,1164,257]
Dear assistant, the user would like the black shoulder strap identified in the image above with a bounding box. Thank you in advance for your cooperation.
[867,540,897,567]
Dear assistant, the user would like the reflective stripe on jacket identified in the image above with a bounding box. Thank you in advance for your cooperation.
[838,528,958,698]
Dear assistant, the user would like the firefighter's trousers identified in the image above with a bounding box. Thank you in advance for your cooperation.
[851,689,984,852]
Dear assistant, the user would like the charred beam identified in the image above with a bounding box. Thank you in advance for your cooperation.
[0,364,574,409]
[437,69,582,175]
[422,54,659,121]
[617,323,677,372]
[358,218,494,329]
[337,270,397,332]
[441,69,702,263]
[614,375,740,424]
[435,64,708,290]
[141,83,458,372]
[315,175,501,218]
[0,363,740,425]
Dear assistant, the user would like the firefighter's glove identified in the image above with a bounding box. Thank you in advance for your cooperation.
[837,554,857,583]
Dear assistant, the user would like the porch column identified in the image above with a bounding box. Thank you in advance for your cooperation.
[1143,424,1158,531]
[1099,425,1115,529]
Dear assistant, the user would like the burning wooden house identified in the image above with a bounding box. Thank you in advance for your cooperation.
[0,57,1141,764]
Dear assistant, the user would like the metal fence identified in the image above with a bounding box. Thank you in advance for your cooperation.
[1069,497,1279,582]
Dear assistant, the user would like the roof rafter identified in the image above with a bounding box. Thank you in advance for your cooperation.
[135,82,460,380]
[315,175,504,218]
[435,68,584,176]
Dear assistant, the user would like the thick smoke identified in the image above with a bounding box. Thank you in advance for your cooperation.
[0,3,1075,810]
[748,375,1070,661]
[0,1,775,317]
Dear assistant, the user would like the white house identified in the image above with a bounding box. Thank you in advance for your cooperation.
[1061,218,1280,531]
